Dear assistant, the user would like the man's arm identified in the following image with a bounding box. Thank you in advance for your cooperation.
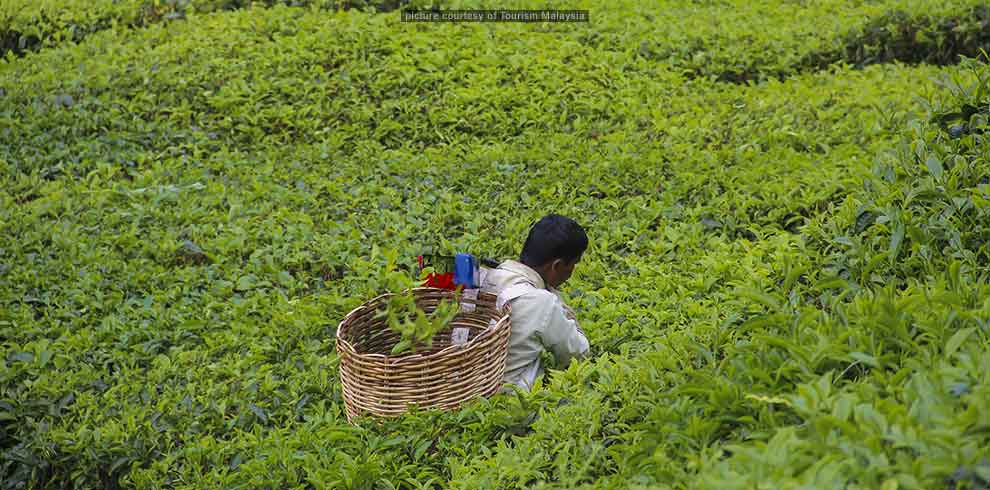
[538,292,589,367]
[549,287,583,330]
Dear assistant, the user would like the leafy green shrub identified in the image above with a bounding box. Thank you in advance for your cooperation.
[808,57,990,287]
[841,6,990,67]
[692,56,990,489]
[0,0,443,57]
[575,0,990,82]
[0,0,173,56]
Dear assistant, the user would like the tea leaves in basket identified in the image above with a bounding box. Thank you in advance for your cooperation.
[375,248,461,354]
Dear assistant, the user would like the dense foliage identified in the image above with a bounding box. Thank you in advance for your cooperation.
[2,1,989,489]
[0,0,418,56]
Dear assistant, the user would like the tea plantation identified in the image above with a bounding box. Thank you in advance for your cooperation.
[2,0,990,488]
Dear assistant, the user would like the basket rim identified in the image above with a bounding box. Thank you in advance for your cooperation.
[336,315,510,365]
[335,287,509,362]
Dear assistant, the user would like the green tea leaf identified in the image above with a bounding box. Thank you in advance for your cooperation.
[391,340,413,355]
[889,221,905,260]
[945,327,975,358]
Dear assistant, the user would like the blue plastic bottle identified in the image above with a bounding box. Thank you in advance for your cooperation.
[453,253,478,288]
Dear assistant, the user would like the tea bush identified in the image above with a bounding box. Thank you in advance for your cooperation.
[0,0,185,56]
[0,0,437,57]
[1,1,989,489]
[572,0,990,82]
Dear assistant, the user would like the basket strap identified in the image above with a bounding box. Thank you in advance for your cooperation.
[496,283,536,310]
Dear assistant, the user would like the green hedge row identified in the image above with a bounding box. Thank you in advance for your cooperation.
[5,0,990,79]
[806,5,990,73]
[619,0,990,82]
[696,56,990,489]
[1,0,182,57]
[0,0,428,57]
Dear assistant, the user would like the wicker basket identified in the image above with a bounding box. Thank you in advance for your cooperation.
[336,287,511,421]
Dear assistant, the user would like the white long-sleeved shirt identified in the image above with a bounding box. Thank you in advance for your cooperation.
[481,260,590,391]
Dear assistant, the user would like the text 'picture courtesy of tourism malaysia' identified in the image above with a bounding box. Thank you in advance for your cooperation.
[3,0,990,488]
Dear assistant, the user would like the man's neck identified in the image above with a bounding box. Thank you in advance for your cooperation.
[520,260,551,289]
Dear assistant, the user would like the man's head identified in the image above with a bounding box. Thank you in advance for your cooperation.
[519,214,588,288]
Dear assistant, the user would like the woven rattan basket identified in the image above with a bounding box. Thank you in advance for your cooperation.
[336,287,511,421]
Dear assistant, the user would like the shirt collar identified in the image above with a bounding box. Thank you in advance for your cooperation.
[499,260,546,290]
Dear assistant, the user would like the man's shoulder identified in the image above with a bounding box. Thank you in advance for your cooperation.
[512,286,562,311]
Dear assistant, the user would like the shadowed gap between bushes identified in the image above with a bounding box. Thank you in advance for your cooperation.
[711,6,990,83]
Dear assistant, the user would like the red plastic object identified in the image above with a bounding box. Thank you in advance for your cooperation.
[417,255,458,290]
[423,272,456,290]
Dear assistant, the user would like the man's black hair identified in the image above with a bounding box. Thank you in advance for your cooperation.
[519,214,588,267]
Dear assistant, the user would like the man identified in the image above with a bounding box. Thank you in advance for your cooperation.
[482,214,590,391]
